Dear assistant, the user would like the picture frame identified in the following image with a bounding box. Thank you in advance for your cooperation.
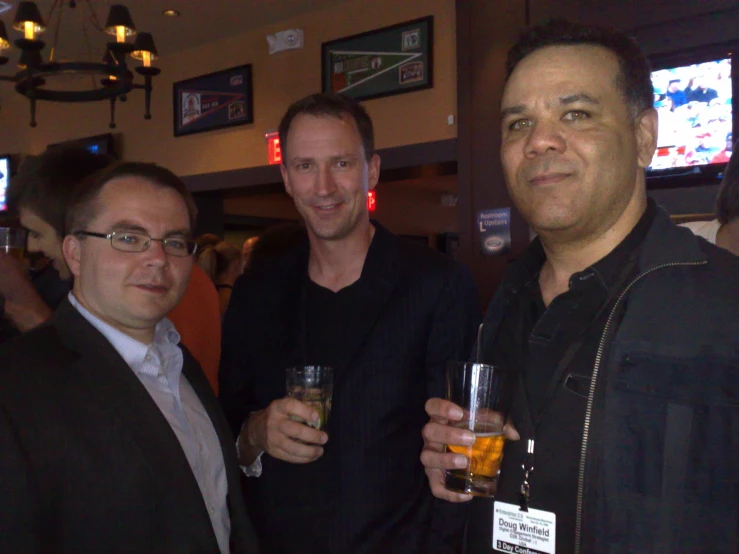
[173,64,254,137]
[321,16,434,102]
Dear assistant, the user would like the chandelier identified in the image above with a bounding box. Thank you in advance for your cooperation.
[0,1,160,128]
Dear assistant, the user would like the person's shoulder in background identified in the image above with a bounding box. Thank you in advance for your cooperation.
[680,219,721,245]
[168,264,221,394]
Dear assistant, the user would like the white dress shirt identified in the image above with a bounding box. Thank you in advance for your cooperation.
[69,293,231,553]
[680,219,721,244]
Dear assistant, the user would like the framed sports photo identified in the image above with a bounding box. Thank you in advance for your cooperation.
[173,65,254,137]
[321,16,434,102]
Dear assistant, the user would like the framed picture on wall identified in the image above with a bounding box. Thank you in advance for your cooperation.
[321,16,434,102]
[173,64,254,137]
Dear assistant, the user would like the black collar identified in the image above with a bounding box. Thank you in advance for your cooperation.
[501,198,657,296]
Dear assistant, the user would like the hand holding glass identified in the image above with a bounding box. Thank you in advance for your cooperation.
[444,362,513,497]
[285,365,333,437]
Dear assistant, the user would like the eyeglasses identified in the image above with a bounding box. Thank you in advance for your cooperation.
[75,231,197,257]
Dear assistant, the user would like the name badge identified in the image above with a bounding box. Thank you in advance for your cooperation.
[492,501,556,554]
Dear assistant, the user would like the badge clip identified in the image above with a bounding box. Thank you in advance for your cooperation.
[518,439,535,512]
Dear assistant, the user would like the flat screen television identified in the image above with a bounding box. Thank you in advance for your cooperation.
[0,155,11,212]
[647,43,736,188]
[47,133,117,158]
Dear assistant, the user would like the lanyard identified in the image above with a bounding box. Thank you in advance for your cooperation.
[515,254,639,511]
[516,334,588,511]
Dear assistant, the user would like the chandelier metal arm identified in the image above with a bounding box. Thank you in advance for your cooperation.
[0,1,159,127]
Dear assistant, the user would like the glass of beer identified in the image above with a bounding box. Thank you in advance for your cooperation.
[444,362,514,497]
[286,365,333,436]
[0,227,27,260]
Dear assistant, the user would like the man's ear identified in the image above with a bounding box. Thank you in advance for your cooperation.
[280,163,293,198]
[62,235,83,278]
[635,107,658,169]
[368,153,381,190]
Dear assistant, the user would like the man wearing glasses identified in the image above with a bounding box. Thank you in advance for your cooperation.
[0,162,258,553]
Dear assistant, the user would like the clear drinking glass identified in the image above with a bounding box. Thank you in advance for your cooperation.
[286,365,333,433]
[0,228,27,260]
[444,362,514,497]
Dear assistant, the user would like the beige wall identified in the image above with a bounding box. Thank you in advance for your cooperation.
[0,0,456,177]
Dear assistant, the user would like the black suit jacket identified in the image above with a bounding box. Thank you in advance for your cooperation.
[219,224,481,553]
[0,299,259,554]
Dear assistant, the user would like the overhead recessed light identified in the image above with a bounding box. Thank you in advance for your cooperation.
[162,9,180,17]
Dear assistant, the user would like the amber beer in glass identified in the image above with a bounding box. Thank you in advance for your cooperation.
[0,228,27,260]
[445,362,513,497]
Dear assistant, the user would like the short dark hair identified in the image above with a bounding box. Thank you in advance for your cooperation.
[716,140,739,224]
[506,19,654,117]
[8,146,114,237]
[278,93,375,162]
[66,162,198,235]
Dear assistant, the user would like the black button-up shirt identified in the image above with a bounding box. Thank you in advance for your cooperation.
[467,200,656,553]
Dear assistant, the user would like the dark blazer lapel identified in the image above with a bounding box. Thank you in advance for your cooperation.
[330,224,400,384]
[52,299,218,549]
[181,351,259,553]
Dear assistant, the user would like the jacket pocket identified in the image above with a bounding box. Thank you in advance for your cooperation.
[597,348,739,553]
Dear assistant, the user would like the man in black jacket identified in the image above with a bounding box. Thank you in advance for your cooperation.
[421,19,739,554]
[219,93,481,553]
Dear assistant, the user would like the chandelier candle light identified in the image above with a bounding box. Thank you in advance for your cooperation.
[0,1,160,128]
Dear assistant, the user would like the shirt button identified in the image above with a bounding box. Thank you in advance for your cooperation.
[145,354,151,361]
[209,506,216,515]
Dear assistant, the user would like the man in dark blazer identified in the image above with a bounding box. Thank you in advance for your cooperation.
[219,93,481,553]
[0,162,259,553]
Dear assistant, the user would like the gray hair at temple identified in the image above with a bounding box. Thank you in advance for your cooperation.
[716,139,739,225]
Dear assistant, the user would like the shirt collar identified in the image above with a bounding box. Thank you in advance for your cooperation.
[67,292,180,370]
[579,198,656,291]
[502,198,656,295]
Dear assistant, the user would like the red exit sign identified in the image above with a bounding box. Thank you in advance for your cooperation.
[266,132,281,165]
[367,190,376,212]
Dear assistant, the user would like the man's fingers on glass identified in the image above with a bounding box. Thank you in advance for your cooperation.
[425,398,464,421]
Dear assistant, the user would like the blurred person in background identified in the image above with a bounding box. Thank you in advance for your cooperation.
[196,233,223,250]
[241,236,259,268]
[682,138,739,255]
[711,131,733,164]
[243,222,307,277]
[687,74,719,103]
[0,147,113,343]
[197,240,244,315]
[665,78,687,109]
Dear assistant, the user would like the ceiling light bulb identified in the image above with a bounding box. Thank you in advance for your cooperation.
[162,9,179,17]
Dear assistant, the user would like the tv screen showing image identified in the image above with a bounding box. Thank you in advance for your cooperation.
[0,157,9,212]
[649,57,732,171]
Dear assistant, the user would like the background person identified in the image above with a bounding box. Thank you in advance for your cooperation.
[0,147,114,342]
[682,138,739,255]
[197,240,244,315]
[241,236,259,268]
